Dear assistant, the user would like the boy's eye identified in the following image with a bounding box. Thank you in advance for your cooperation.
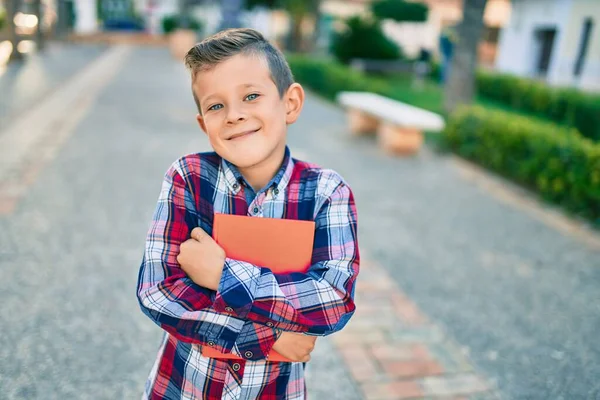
[245,93,260,101]
[208,104,223,111]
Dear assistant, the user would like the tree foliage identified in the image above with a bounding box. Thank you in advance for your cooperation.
[331,16,402,64]
[371,0,429,23]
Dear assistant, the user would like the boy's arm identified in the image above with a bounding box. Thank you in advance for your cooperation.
[136,161,280,359]
[212,179,360,336]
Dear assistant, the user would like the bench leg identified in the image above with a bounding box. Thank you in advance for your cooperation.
[347,109,379,135]
[377,123,424,155]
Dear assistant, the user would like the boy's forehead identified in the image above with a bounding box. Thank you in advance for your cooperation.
[193,54,276,101]
[195,54,271,87]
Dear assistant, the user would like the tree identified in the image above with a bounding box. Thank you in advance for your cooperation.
[443,0,488,114]
[331,0,429,64]
[33,0,44,51]
[284,0,311,52]
[331,15,402,64]
[371,0,428,23]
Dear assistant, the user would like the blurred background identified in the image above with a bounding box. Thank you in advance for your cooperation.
[1,1,599,399]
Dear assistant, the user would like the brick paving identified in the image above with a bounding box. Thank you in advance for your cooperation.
[331,259,499,400]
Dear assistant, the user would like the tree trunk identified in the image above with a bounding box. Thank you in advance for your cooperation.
[443,0,488,114]
[289,14,303,52]
[306,0,321,53]
[7,0,23,62]
[55,0,71,40]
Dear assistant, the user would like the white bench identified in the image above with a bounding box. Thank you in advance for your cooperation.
[337,91,445,155]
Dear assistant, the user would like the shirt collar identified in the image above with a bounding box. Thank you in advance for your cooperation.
[221,146,294,196]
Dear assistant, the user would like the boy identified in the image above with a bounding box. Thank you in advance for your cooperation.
[136,28,360,400]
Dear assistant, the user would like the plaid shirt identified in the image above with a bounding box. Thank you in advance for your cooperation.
[137,147,360,400]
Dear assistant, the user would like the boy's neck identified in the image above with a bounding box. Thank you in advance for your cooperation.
[238,145,286,192]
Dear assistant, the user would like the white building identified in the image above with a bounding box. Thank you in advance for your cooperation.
[495,0,600,91]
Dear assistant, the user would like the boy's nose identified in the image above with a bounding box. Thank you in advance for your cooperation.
[226,108,247,124]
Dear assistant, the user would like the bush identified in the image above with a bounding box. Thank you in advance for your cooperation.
[476,71,600,142]
[371,0,428,22]
[428,60,441,81]
[161,14,202,34]
[287,55,393,101]
[443,106,600,224]
[331,16,403,64]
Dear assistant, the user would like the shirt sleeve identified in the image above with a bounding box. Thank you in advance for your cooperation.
[232,321,283,361]
[212,180,360,336]
[136,161,280,359]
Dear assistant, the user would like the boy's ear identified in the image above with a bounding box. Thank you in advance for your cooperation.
[284,83,305,124]
[196,113,208,135]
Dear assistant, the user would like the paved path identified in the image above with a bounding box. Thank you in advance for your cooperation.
[0,42,107,126]
[1,43,599,400]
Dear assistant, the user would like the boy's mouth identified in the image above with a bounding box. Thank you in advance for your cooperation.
[228,128,260,141]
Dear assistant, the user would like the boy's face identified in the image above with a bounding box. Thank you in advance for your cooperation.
[193,53,304,171]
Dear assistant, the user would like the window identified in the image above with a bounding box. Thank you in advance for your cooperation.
[574,18,594,77]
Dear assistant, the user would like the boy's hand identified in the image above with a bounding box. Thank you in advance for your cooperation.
[272,332,317,363]
[177,227,226,291]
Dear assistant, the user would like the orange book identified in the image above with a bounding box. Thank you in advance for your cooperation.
[202,213,316,362]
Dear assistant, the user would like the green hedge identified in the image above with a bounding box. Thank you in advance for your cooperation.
[287,55,390,101]
[288,55,446,115]
[443,106,600,224]
[477,72,600,142]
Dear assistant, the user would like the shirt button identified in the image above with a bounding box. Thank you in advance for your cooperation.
[266,322,274,327]
[224,307,233,313]
[207,341,215,346]
[232,363,241,371]
[244,351,253,359]
[273,188,279,196]
[233,183,239,190]
[253,207,259,214]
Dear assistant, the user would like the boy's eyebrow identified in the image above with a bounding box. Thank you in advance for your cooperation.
[201,93,218,106]
[239,83,265,90]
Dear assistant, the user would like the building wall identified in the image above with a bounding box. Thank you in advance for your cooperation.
[495,0,600,90]
[562,0,600,90]
[495,0,573,81]
[73,0,98,34]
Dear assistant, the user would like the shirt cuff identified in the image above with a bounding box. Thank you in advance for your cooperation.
[213,258,260,319]
[198,312,243,355]
[232,324,282,361]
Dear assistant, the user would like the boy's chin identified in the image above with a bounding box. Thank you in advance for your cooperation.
[219,144,284,170]
[221,150,269,170]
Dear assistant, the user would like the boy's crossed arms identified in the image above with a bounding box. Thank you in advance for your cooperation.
[137,163,359,364]
[177,226,316,362]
